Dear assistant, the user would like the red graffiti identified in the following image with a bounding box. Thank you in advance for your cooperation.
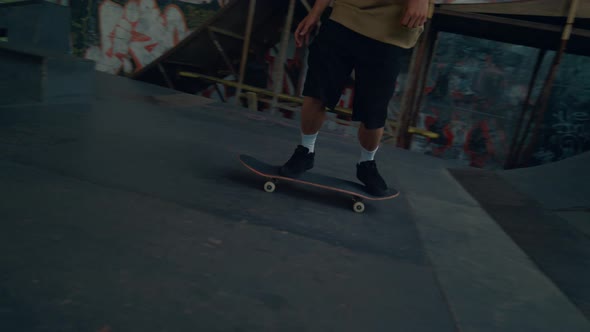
[85,0,188,74]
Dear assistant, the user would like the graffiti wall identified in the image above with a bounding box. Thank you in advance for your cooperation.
[70,0,228,74]
[405,33,590,169]
[405,33,538,168]
[527,53,590,166]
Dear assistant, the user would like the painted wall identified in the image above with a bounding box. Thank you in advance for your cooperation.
[70,0,228,74]
[529,54,590,166]
[408,33,535,168]
[407,33,590,169]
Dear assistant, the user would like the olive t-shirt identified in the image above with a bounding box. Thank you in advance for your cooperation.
[329,0,425,48]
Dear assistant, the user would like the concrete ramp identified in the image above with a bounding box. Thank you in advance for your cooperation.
[500,152,590,210]
[1,72,590,331]
[450,152,590,319]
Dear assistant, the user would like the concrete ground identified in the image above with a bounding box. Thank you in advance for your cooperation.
[0,72,588,332]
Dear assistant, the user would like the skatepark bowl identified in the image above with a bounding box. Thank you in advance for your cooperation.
[1,71,590,332]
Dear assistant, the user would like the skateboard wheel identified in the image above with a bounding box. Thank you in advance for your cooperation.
[264,181,276,193]
[353,201,365,213]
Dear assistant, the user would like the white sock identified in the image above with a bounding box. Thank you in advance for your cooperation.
[359,145,378,163]
[301,132,318,153]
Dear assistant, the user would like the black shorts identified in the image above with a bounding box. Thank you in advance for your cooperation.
[302,19,405,129]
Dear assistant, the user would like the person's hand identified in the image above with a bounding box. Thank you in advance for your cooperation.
[401,0,429,28]
[295,12,321,47]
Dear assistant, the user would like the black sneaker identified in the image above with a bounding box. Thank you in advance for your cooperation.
[279,145,315,178]
[357,160,390,196]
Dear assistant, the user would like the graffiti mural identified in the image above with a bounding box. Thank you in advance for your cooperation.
[84,0,188,74]
[407,32,540,169]
[528,54,590,166]
[535,109,590,162]
[70,0,226,74]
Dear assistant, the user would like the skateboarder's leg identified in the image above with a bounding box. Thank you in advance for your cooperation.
[301,96,326,135]
[280,20,353,178]
[358,123,384,158]
[299,96,326,153]
[350,33,404,195]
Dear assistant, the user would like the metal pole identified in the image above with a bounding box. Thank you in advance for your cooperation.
[208,28,239,78]
[299,0,312,12]
[517,0,579,166]
[178,71,441,139]
[235,0,256,106]
[396,1,436,148]
[504,48,546,169]
[407,29,438,143]
[271,0,296,114]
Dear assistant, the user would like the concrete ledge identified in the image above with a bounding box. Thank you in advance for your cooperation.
[0,44,96,105]
[0,1,71,53]
[451,167,590,319]
[0,46,44,104]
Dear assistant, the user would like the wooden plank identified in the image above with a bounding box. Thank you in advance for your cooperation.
[246,91,258,111]
[436,7,590,37]
[439,0,590,18]
[433,8,590,56]
[157,63,175,89]
[435,8,564,31]
[299,0,312,12]
[208,26,244,40]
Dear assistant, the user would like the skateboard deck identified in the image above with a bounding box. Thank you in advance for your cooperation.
[239,154,399,213]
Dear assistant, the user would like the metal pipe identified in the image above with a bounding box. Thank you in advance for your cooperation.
[235,0,257,106]
[517,0,579,166]
[396,1,436,148]
[178,71,439,139]
[504,48,546,169]
[271,0,296,113]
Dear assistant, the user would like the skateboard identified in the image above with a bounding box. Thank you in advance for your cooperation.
[239,154,399,213]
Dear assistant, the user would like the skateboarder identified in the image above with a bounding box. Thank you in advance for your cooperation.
[279,0,429,196]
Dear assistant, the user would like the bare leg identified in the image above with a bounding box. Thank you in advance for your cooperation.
[358,123,384,151]
[301,96,327,134]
